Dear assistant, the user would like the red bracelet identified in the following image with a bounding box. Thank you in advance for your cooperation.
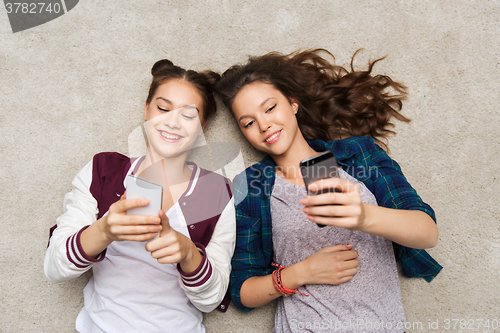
[270,263,309,297]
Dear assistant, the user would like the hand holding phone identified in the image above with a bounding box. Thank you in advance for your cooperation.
[300,151,340,227]
[97,177,163,243]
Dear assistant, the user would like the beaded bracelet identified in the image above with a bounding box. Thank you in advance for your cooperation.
[270,263,309,297]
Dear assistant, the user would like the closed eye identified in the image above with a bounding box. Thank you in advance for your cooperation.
[158,106,170,112]
[182,114,196,120]
[266,104,276,113]
[244,120,254,128]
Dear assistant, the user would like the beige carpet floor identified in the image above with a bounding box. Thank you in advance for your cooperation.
[1,1,499,332]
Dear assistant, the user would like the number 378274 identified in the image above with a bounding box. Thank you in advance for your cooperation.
[5,2,62,14]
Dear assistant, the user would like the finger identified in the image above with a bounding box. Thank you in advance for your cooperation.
[116,233,158,242]
[145,234,175,252]
[306,215,359,229]
[159,210,171,229]
[341,256,359,266]
[322,244,354,252]
[337,275,354,284]
[109,224,162,236]
[303,204,361,218]
[107,214,161,226]
[332,250,359,262]
[111,197,150,214]
[158,210,172,237]
[309,177,356,194]
[341,267,358,277]
[157,253,182,265]
[149,244,180,259]
[301,191,359,207]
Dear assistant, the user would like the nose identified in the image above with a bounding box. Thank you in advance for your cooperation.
[162,111,181,129]
[257,116,271,132]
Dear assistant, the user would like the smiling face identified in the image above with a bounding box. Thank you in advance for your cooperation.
[231,81,301,158]
[144,78,205,160]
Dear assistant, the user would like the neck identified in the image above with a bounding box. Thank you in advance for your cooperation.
[137,147,192,187]
[271,129,318,180]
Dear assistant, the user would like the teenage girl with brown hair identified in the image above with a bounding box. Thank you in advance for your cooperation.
[45,60,235,333]
[216,49,442,332]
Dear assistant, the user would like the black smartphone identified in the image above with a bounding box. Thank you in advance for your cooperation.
[299,151,340,227]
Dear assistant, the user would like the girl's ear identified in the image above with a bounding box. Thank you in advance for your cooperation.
[143,103,149,121]
[290,98,299,115]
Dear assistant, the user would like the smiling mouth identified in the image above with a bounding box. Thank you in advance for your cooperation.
[264,130,281,144]
[159,130,183,142]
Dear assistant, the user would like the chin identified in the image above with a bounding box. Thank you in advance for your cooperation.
[149,144,177,159]
[258,144,287,157]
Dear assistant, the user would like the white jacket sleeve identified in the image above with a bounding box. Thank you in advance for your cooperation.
[177,198,236,313]
[44,160,105,283]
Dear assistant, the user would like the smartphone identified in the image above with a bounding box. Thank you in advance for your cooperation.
[125,175,163,216]
[300,151,340,227]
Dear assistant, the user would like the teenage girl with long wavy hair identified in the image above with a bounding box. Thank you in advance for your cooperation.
[215,49,442,332]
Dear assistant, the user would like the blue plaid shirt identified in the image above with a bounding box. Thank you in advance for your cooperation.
[230,136,442,312]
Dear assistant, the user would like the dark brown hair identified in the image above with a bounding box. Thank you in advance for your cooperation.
[147,60,220,123]
[215,49,409,149]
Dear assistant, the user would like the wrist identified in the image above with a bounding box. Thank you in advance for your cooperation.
[80,222,112,259]
[359,203,377,234]
[96,216,114,244]
[281,262,306,289]
[179,241,203,273]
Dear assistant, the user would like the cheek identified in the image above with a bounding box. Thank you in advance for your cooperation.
[144,115,164,141]
[144,122,157,143]
[183,121,202,137]
[146,110,163,123]
[281,109,298,128]
[242,127,261,145]
[145,117,162,132]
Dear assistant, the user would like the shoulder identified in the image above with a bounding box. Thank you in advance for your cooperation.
[308,136,380,163]
[325,136,397,170]
[232,155,274,204]
[89,152,131,213]
[91,152,131,178]
[326,136,380,158]
[233,155,275,185]
[92,152,130,166]
[233,156,272,182]
[308,137,403,186]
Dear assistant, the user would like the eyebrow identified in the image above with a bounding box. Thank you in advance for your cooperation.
[237,97,276,122]
[155,97,200,112]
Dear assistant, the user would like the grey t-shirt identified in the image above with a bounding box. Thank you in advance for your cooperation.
[271,168,405,333]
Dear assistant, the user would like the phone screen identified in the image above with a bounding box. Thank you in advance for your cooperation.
[125,175,163,216]
[300,151,339,196]
[299,151,339,228]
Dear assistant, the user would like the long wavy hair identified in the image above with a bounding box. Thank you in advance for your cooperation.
[215,49,409,150]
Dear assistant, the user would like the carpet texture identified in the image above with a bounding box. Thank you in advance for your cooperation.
[1,1,499,332]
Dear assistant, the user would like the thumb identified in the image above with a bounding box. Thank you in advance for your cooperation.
[158,210,171,237]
